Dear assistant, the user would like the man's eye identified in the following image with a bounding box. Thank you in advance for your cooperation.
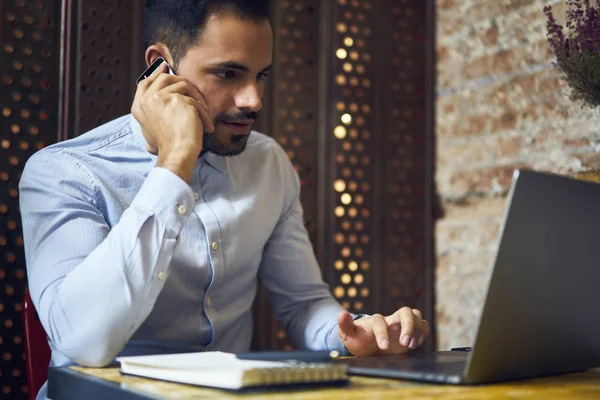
[215,70,237,79]
[257,72,270,81]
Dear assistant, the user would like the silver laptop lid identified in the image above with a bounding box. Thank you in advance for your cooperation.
[464,169,600,384]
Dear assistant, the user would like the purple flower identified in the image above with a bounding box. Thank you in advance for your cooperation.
[545,0,600,107]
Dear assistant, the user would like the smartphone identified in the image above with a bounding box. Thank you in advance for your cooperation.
[136,57,175,85]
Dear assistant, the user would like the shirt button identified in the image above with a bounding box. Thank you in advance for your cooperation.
[177,204,187,215]
[206,297,212,306]
[193,192,200,201]
[158,271,166,280]
[211,242,218,251]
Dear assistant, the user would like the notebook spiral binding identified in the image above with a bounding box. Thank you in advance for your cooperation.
[244,363,348,386]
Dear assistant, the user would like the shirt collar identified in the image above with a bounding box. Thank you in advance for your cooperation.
[128,114,226,173]
[202,151,227,173]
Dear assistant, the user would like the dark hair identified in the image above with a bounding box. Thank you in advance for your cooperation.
[143,0,271,68]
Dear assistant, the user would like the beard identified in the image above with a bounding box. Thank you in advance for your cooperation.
[202,129,252,156]
[202,111,258,157]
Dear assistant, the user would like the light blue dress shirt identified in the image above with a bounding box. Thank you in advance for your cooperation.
[19,114,349,399]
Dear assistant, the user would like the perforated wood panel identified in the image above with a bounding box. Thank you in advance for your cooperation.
[0,0,145,396]
[325,0,434,329]
[273,0,320,245]
[64,0,144,138]
[0,1,61,398]
[254,0,434,351]
[264,0,322,351]
[329,0,376,314]
[382,1,431,321]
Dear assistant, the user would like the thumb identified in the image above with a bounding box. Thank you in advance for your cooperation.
[337,311,356,341]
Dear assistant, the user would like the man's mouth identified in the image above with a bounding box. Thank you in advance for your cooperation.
[222,120,253,134]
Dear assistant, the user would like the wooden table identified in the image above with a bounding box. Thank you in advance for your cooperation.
[48,366,600,399]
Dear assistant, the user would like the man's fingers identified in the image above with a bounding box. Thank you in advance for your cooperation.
[134,70,178,113]
[190,98,214,133]
[175,96,213,134]
[419,319,430,347]
[179,83,214,132]
[149,73,203,106]
[408,309,424,349]
[149,73,184,94]
[369,314,390,350]
[138,62,168,92]
[160,81,214,132]
[412,308,423,320]
[132,63,167,113]
[337,311,356,341]
[136,66,215,133]
[146,80,213,133]
[162,79,201,99]
[393,307,415,347]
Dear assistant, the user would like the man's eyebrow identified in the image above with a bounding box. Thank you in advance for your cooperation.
[206,62,272,74]
[208,61,249,72]
[259,64,272,74]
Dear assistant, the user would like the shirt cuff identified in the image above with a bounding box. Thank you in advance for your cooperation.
[130,167,195,237]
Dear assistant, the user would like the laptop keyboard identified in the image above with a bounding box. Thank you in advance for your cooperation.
[342,354,467,384]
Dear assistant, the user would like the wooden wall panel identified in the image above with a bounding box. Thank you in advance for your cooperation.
[62,0,144,139]
[254,0,435,352]
[0,1,62,398]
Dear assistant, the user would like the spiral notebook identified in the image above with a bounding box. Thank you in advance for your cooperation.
[116,351,348,390]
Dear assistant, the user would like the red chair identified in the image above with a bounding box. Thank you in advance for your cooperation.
[22,290,51,400]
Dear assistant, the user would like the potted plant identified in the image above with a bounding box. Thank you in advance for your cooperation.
[545,0,600,183]
[545,0,600,108]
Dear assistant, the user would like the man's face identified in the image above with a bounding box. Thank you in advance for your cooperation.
[176,11,273,156]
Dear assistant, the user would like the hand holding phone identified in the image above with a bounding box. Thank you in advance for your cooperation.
[136,57,175,85]
[131,57,214,183]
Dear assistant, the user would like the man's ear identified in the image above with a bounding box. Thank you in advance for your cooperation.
[144,44,174,68]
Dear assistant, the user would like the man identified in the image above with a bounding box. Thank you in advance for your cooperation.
[20,1,429,398]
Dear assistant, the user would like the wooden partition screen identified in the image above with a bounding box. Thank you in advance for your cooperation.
[1,1,62,398]
[253,0,435,352]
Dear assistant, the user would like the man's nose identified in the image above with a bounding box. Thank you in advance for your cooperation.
[235,83,262,113]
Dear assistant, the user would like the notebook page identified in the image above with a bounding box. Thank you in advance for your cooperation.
[117,351,291,371]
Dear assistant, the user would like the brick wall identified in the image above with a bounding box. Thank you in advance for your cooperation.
[435,0,600,349]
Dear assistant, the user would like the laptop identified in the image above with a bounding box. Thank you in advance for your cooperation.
[340,169,600,384]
